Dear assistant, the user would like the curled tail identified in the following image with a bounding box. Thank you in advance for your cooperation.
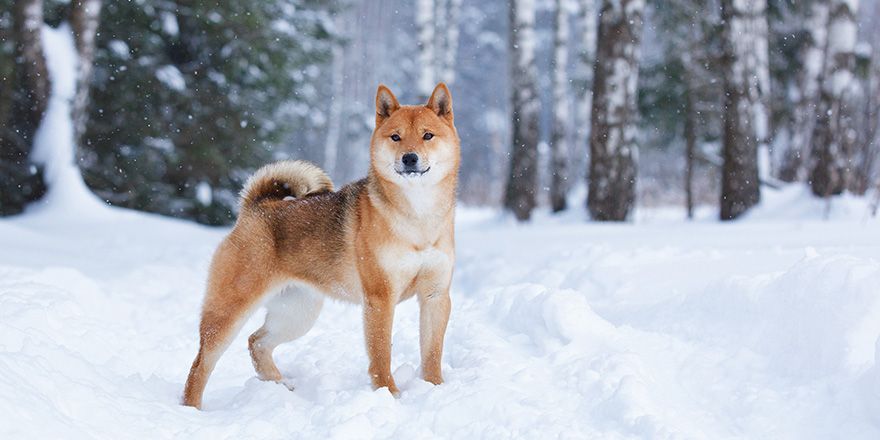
[239,160,334,211]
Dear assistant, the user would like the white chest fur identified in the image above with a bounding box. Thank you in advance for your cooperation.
[380,245,452,300]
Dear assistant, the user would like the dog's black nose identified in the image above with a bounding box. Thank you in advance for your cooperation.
[402,153,419,168]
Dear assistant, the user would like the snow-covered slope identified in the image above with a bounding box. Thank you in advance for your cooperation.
[2,185,880,439]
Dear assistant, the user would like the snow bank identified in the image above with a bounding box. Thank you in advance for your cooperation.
[29,24,112,220]
[2,185,880,438]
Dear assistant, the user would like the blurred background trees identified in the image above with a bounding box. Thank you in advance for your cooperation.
[586,0,643,221]
[1,0,878,224]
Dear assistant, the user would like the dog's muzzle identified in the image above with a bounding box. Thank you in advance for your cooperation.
[396,152,430,177]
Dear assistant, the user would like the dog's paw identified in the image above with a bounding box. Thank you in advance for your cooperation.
[423,372,444,386]
[276,378,295,391]
[385,386,401,398]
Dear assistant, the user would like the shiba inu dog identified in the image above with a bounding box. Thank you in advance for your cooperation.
[182,83,459,409]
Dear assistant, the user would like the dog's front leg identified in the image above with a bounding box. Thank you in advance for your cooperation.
[363,292,399,396]
[419,284,450,386]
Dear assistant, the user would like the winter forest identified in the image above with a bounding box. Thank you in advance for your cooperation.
[2,0,878,224]
[5,1,880,438]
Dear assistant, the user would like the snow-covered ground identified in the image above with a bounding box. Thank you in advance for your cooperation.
[2,185,880,439]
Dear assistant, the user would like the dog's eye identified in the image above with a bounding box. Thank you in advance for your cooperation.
[391,134,401,142]
[423,132,434,140]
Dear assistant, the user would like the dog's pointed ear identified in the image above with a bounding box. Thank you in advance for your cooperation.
[426,83,453,123]
[376,85,400,127]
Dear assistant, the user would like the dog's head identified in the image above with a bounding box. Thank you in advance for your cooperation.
[370,83,460,186]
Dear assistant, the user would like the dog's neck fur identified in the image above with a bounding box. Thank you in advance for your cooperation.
[365,170,456,224]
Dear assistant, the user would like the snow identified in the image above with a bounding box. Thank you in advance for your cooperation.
[160,11,180,37]
[156,65,187,92]
[108,40,131,60]
[3,183,880,439]
[28,23,113,220]
[195,182,213,206]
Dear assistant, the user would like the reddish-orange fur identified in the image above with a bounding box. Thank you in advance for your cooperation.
[182,84,459,409]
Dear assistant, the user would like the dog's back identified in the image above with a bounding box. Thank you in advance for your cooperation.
[228,161,367,301]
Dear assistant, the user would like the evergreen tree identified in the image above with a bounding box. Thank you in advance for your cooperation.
[0,0,48,215]
[82,0,339,225]
[1,0,101,216]
[641,0,723,218]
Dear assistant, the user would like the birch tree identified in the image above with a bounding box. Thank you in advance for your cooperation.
[504,0,541,221]
[575,0,596,188]
[416,0,437,101]
[808,0,860,197]
[853,6,880,196]
[69,0,102,154]
[550,0,571,212]
[587,0,643,222]
[416,0,463,101]
[719,0,768,220]
[441,0,462,85]
[780,1,828,182]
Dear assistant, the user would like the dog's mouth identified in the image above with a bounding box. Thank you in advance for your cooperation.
[395,166,431,178]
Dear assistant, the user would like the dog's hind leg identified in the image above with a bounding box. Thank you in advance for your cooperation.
[182,264,269,410]
[248,284,324,388]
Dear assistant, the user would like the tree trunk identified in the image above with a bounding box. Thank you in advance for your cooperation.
[416,0,436,101]
[684,76,696,220]
[575,0,596,189]
[719,0,766,220]
[550,0,570,213]
[13,0,50,131]
[69,0,103,154]
[780,0,828,182]
[440,0,462,85]
[853,45,879,196]
[416,0,462,102]
[808,0,860,197]
[0,0,50,215]
[586,0,643,222]
[504,0,541,221]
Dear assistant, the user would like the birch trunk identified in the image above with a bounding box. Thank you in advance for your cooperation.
[576,0,596,183]
[587,0,643,222]
[684,74,696,220]
[809,0,860,197]
[416,0,437,101]
[550,0,570,213]
[416,0,462,102]
[780,1,828,182]
[442,0,463,85]
[719,0,767,220]
[853,46,879,196]
[504,0,541,221]
[69,0,102,155]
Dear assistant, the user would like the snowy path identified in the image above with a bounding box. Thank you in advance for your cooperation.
[2,186,880,439]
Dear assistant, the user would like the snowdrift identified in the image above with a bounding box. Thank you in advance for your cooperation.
[2,185,880,439]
